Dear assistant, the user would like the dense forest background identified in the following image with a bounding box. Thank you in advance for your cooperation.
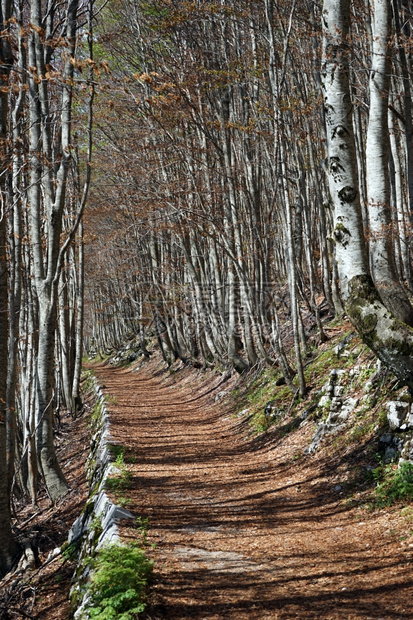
[1,0,413,578]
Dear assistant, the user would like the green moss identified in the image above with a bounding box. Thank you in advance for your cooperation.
[243,368,291,432]
[359,313,378,335]
[90,516,103,545]
[377,408,388,427]
[398,390,412,404]
[82,369,96,394]
[89,399,105,428]
[61,540,81,562]
[83,497,97,518]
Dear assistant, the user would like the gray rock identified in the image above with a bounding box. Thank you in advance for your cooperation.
[363,380,373,393]
[330,368,346,381]
[334,340,351,357]
[318,394,331,408]
[379,432,393,445]
[329,397,344,414]
[333,385,345,397]
[214,391,228,402]
[384,447,397,463]
[264,401,282,421]
[340,397,358,417]
[326,397,357,425]
[399,435,413,462]
[309,370,359,452]
[306,422,347,454]
[386,401,410,430]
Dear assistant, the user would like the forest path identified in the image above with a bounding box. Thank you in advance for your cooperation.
[94,359,413,620]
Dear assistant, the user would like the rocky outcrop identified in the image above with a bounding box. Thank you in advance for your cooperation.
[306,368,359,453]
[109,337,146,365]
[68,377,135,619]
[304,352,413,466]
[386,401,412,431]
[382,400,413,465]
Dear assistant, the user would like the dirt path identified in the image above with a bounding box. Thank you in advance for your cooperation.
[95,359,413,620]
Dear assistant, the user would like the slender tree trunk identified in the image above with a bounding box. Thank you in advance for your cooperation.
[0,199,19,576]
[58,269,72,411]
[0,0,19,574]
[391,0,413,219]
[366,0,413,324]
[389,106,412,286]
[71,221,85,413]
[279,137,306,396]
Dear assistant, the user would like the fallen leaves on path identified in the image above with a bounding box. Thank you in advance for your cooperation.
[95,357,413,620]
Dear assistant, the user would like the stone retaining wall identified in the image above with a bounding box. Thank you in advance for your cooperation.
[68,376,134,619]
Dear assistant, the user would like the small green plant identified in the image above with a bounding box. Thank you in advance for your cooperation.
[106,452,133,493]
[115,452,125,467]
[320,398,332,421]
[348,420,375,443]
[106,394,118,405]
[108,444,125,459]
[91,516,103,535]
[375,462,413,507]
[118,497,132,508]
[401,506,413,521]
[86,543,153,619]
[377,407,388,427]
[136,516,150,546]
[358,363,375,382]
[108,444,135,464]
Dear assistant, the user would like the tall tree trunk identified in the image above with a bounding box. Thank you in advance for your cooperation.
[27,0,81,501]
[391,0,413,220]
[366,0,413,324]
[0,200,19,576]
[0,0,19,574]
[321,0,413,391]
[71,221,85,414]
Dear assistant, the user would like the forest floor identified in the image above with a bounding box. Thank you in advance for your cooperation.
[0,409,89,619]
[3,346,413,619]
[91,355,413,620]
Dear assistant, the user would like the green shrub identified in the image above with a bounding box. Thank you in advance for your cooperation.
[108,444,125,460]
[375,462,413,507]
[86,543,153,619]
